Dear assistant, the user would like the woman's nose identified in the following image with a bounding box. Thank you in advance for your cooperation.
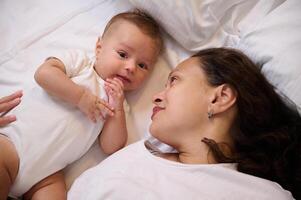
[152,91,164,104]
[154,98,162,103]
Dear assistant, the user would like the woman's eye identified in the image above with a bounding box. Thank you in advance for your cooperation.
[138,63,148,70]
[167,76,178,87]
[118,51,127,58]
[170,76,177,83]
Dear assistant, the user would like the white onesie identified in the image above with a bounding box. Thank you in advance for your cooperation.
[1,49,108,197]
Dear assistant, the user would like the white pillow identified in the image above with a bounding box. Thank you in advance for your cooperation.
[129,0,284,51]
[236,0,301,112]
[129,0,301,112]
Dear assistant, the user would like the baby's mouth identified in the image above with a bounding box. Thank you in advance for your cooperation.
[115,75,131,84]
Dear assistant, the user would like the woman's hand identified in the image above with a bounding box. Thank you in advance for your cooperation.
[0,90,23,126]
[77,88,114,123]
[104,78,125,111]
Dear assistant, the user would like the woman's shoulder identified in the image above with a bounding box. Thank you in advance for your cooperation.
[220,169,294,199]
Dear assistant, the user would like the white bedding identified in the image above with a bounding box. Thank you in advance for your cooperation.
[1,0,300,193]
[0,0,173,189]
[130,0,301,111]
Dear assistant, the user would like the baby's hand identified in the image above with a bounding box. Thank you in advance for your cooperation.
[104,78,125,111]
[77,88,114,123]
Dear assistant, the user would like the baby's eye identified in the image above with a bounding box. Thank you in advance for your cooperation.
[118,51,127,59]
[138,63,148,70]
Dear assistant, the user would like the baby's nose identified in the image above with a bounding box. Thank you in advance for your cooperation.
[125,61,136,73]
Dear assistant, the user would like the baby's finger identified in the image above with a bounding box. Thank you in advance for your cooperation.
[96,99,114,111]
[101,105,114,117]
[113,77,124,90]
[96,102,114,117]
[94,108,106,121]
[104,84,110,93]
[104,85,113,96]
[105,81,121,94]
[86,110,96,123]
[98,112,106,121]
[106,78,124,90]
[90,115,96,123]
[106,77,123,88]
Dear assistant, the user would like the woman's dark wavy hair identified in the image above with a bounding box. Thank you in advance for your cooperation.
[193,48,301,199]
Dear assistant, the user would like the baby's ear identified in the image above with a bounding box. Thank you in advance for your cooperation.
[95,37,103,52]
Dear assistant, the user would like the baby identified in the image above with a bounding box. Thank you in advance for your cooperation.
[0,10,163,199]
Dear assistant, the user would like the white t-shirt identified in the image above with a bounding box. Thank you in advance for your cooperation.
[1,49,109,197]
[68,140,294,200]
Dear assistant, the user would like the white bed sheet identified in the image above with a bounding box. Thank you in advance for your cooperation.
[1,0,300,193]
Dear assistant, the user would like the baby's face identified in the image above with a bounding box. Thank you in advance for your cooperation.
[94,20,159,91]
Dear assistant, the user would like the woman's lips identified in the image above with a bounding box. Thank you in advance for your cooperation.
[151,106,164,120]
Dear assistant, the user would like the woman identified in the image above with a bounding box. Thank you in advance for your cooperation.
[0,90,22,127]
[68,48,300,200]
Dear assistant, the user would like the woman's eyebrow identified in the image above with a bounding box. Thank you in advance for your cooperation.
[167,72,172,79]
[168,69,180,79]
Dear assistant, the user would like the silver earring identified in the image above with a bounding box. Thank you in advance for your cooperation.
[208,110,213,119]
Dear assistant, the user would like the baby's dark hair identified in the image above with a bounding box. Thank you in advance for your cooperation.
[193,47,301,199]
[103,9,163,54]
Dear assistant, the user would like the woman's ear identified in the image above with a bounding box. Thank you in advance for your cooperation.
[210,84,237,115]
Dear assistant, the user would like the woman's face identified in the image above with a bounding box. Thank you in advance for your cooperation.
[150,57,215,147]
